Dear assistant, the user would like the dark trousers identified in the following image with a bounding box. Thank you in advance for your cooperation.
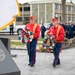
[10,28,14,35]
[27,39,37,64]
[41,32,45,38]
[53,43,62,64]
[67,33,73,39]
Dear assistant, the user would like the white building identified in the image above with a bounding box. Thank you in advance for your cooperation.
[30,0,75,24]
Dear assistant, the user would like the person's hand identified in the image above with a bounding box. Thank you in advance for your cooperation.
[48,32,53,36]
[30,35,33,39]
[45,30,49,36]
[54,39,57,42]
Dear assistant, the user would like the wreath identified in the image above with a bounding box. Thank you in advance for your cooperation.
[39,35,55,52]
[18,28,33,44]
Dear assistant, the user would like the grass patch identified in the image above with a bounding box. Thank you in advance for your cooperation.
[11,41,25,46]
[37,43,42,46]
[11,41,42,46]
[11,37,43,41]
[38,38,43,41]
[11,37,43,46]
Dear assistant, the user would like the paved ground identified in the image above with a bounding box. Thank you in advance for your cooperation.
[11,48,75,75]
[0,33,18,39]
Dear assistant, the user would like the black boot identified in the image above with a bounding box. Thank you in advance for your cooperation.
[56,62,60,65]
[30,64,34,67]
[52,62,56,67]
[28,63,30,65]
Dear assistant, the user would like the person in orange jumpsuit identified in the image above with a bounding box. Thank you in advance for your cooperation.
[24,16,40,67]
[47,18,65,67]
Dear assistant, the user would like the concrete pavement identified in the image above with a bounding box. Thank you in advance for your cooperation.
[11,48,75,75]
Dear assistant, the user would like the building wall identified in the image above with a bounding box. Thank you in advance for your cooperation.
[31,3,53,24]
[32,4,38,23]
[16,1,75,25]
[54,3,75,23]
[31,1,75,24]
[39,4,45,24]
[16,3,30,25]
[46,3,53,23]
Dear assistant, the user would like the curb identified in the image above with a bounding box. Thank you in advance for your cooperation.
[11,40,43,43]
[10,48,41,52]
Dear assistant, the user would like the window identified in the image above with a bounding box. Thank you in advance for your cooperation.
[24,17,30,24]
[60,5,62,10]
[16,17,22,21]
[24,7,30,11]
[55,14,58,17]
[68,6,71,11]
[72,6,75,12]
[24,17,29,21]
[20,7,22,11]
[72,17,74,21]
[66,6,68,11]
[55,4,59,10]
[68,16,71,21]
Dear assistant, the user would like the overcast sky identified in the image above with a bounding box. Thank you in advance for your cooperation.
[18,0,75,4]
